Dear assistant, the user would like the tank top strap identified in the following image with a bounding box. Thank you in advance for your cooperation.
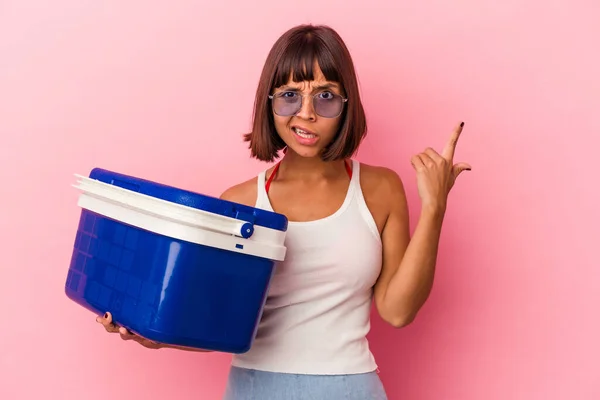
[348,159,380,240]
[344,159,358,191]
[255,169,274,211]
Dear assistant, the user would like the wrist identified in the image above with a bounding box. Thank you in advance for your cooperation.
[420,201,446,221]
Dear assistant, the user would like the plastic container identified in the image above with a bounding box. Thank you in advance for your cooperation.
[65,168,288,353]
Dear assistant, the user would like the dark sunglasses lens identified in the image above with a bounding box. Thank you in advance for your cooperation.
[273,94,301,116]
[314,95,343,118]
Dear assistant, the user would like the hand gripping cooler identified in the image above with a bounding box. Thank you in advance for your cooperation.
[65,168,288,353]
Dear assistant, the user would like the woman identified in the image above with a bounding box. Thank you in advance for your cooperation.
[97,24,471,399]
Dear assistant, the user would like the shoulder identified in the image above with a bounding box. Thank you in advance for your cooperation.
[356,162,409,234]
[219,176,259,207]
[359,162,407,203]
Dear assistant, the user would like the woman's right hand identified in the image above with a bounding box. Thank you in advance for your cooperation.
[96,312,163,349]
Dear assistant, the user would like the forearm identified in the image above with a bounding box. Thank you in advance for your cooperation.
[382,204,445,325]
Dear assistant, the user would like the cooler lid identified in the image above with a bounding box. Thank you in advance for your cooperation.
[89,168,288,232]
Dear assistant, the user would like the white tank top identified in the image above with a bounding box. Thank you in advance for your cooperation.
[231,159,383,374]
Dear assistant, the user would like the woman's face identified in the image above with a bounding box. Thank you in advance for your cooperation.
[271,64,345,159]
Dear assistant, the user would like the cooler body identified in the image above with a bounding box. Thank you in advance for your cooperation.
[65,168,287,353]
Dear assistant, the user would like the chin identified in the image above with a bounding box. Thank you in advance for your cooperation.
[286,145,323,159]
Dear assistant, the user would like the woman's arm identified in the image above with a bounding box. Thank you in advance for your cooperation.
[374,123,471,328]
[373,174,444,328]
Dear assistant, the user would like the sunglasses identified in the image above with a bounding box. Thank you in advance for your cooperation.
[268,90,348,118]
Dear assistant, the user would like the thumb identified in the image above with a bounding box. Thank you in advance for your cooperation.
[452,162,472,180]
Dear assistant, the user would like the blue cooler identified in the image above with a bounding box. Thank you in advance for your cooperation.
[65,168,288,353]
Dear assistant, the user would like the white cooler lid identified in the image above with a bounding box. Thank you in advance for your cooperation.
[73,174,287,261]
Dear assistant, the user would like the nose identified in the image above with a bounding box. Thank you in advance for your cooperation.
[295,94,317,121]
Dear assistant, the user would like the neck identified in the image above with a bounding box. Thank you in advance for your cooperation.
[278,150,348,180]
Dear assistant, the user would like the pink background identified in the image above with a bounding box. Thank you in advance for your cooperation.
[1,1,598,399]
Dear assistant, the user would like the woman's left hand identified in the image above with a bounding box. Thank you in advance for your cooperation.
[410,122,471,212]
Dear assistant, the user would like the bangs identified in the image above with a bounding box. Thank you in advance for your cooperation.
[271,34,341,89]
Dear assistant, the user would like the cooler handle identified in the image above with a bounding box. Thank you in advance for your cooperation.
[73,175,255,239]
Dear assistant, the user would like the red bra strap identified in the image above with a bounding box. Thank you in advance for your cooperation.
[345,159,353,179]
[264,162,281,194]
[265,160,353,194]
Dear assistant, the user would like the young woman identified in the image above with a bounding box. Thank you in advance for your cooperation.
[97,24,471,399]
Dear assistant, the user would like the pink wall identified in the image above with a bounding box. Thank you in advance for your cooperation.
[1,1,598,399]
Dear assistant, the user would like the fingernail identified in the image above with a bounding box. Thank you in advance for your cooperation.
[104,312,109,319]
[466,168,472,171]
[460,122,465,127]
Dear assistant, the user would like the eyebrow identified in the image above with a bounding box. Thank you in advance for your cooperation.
[280,83,340,92]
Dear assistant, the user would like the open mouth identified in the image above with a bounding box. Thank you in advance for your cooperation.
[292,127,317,139]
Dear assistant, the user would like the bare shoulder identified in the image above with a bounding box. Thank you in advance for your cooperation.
[359,162,407,201]
[219,176,258,208]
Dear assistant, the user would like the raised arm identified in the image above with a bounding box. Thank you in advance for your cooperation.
[374,122,471,327]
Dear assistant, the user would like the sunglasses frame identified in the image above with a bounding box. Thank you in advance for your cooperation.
[268,91,348,118]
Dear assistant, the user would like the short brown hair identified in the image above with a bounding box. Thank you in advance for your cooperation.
[244,24,367,163]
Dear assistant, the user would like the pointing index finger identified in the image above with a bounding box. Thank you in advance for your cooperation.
[442,121,464,161]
